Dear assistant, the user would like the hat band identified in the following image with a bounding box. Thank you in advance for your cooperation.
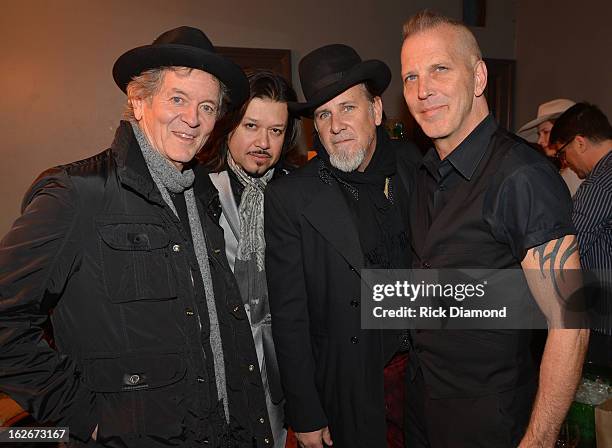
[311,71,345,94]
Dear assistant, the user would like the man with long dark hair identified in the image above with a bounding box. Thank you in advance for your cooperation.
[204,70,299,448]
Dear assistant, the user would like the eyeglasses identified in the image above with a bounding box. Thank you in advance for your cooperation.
[555,137,575,160]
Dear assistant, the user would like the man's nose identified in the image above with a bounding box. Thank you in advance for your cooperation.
[417,76,432,100]
[538,133,549,149]
[182,105,200,127]
[256,129,270,149]
[330,114,345,134]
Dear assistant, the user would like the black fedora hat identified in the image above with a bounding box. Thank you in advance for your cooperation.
[291,44,391,117]
[113,26,248,109]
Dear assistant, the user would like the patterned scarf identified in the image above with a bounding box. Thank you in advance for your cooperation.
[227,151,274,272]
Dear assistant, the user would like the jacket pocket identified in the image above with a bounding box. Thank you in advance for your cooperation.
[82,353,188,438]
[83,352,186,392]
[96,215,177,303]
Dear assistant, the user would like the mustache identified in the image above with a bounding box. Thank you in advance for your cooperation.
[247,149,272,157]
[331,134,355,144]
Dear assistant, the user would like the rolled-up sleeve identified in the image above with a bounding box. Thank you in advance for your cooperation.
[485,161,576,261]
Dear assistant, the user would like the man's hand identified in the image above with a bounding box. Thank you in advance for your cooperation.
[295,427,333,448]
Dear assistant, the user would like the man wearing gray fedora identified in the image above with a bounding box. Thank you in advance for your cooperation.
[0,27,272,447]
[265,44,421,448]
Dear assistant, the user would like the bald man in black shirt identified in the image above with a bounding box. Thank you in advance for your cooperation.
[399,10,589,448]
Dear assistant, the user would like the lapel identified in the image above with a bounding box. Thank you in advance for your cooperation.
[209,171,240,240]
[192,166,236,275]
[303,179,364,270]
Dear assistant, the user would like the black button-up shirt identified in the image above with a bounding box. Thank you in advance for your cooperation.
[422,115,495,224]
[419,115,574,261]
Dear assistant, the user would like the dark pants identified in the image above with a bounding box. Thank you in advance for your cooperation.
[404,367,536,448]
[385,353,409,448]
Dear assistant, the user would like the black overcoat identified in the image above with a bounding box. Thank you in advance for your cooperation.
[264,139,420,447]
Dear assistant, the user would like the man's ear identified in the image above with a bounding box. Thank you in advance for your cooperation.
[474,60,488,97]
[373,96,383,126]
[574,135,588,154]
[131,97,145,121]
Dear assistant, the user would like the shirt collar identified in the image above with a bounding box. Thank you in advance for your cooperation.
[588,149,612,179]
[421,114,497,181]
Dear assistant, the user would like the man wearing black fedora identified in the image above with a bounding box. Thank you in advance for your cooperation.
[265,44,421,448]
[0,27,272,447]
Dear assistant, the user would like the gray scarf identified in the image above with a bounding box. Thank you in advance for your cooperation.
[131,122,229,422]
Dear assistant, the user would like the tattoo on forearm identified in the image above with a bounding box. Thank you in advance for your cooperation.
[559,238,578,274]
[531,236,578,300]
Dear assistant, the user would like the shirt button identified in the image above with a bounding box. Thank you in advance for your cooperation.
[422,261,431,269]
[350,336,359,344]
[259,417,265,424]
[264,438,270,444]
[213,248,221,254]
[128,374,140,385]
[172,244,181,252]
[185,308,194,316]
[196,377,206,383]
[248,364,255,372]
[350,300,359,308]
[233,305,240,313]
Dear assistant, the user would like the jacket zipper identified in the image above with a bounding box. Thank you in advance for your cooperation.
[189,269,206,361]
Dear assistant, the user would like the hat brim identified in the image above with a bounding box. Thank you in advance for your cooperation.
[289,60,391,118]
[113,44,249,110]
[517,112,563,135]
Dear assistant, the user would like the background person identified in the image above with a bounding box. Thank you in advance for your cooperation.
[550,102,612,367]
[518,98,583,196]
